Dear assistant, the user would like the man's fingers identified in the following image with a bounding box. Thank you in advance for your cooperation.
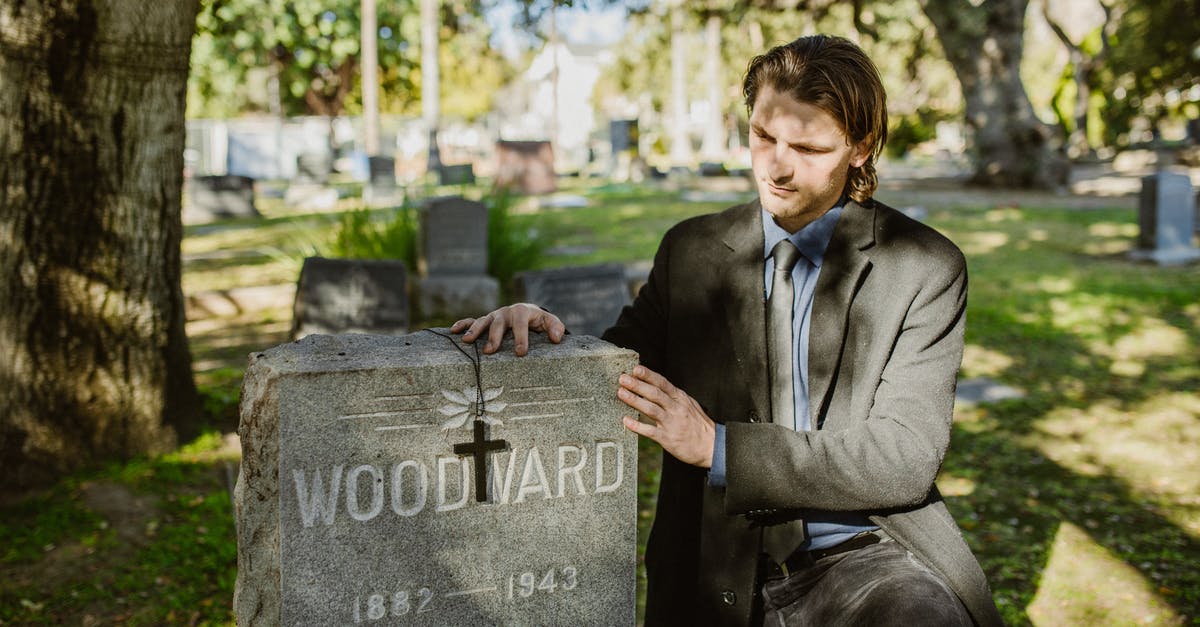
[619,372,673,409]
[617,386,666,421]
[622,415,659,441]
[529,311,566,343]
[483,314,509,354]
[632,365,676,394]
[450,318,474,334]
[511,307,532,357]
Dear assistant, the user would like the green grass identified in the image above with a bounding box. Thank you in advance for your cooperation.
[5,181,1198,625]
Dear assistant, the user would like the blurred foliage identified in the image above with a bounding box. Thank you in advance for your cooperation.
[486,190,550,292]
[329,205,420,269]
[886,108,945,158]
[1096,0,1200,145]
[188,0,512,121]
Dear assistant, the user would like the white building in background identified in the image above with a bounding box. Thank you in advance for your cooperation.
[494,40,615,173]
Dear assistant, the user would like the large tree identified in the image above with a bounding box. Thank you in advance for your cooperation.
[920,0,1070,187]
[0,1,202,487]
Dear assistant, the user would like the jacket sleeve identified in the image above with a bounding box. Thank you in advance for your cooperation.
[724,246,967,513]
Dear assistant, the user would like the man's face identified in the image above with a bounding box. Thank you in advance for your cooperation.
[749,85,870,233]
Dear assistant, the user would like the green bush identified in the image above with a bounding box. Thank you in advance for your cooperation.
[329,204,419,270]
[886,109,941,159]
[486,191,549,292]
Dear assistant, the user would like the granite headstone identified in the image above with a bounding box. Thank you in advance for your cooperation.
[495,140,556,195]
[184,175,260,224]
[291,257,409,339]
[415,197,500,320]
[513,264,630,338]
[234,331,639,626]
[1130,171,1199,265]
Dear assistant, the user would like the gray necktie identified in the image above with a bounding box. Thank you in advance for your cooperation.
[768,239,801,431]
[762,239,807,565]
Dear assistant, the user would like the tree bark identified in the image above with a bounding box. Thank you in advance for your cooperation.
[920,0,1070,188]
[0,0,202,488]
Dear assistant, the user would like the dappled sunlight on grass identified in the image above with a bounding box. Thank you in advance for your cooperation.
[1030,394,1200,536]
[1028,521,1184,626]
[959,230,1010,255]
[933,205,1200,623]
[960,343,1015,378]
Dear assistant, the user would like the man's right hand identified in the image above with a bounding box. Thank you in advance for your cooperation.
[450,303,566,357]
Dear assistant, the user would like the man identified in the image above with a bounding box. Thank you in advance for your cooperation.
[454,35,1002,626]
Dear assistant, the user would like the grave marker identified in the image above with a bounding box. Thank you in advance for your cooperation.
[234,331,639,626]
[513,264,630,338]
[416,196,499,319]
[1130,171,1200,265]
[184,175,260,224]
[291,257,409,339]
[495,140,556,195]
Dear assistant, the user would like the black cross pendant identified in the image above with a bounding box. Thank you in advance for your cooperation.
[452,419,509,502]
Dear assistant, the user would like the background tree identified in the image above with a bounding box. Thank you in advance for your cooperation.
[1097,0,1200,146]
[0,1,202,487]
[919,0,1070,187]
[1040,0,1120,158]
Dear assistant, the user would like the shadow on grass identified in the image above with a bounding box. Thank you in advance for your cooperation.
[944,207,1200,623]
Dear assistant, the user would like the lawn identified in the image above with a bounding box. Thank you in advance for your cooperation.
[2,179,1197,625]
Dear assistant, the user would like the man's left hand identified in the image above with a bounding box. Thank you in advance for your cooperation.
[618,366,715,468]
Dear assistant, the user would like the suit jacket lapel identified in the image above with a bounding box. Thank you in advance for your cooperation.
[720,201,770,423]
[808,200,876,427]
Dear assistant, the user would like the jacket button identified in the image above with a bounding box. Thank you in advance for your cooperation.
[722,590,736,606]
[749,410,759,423]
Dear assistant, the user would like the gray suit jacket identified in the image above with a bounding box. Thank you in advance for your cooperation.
[603,198,1002,626]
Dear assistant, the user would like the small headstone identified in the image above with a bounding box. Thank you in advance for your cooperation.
[698,162,727,177]
[415,275,500,323]
[368,156,396,190]
[184,175,260,224]
[415,196,499,319]
[1130,171,1200,265]
[234,331,639,626]
[418,197,489,276]
[296,151,333,185]
[495,140,557,195]
[291,257,409,339]
[609,120,638,156]
[513,264,630,337]
[439,163,476,186]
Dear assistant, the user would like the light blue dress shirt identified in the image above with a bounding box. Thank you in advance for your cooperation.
[709,201,878,550]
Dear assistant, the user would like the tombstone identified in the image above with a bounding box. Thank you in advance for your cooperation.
[495,140,556,195]
[291,257,409,339]
[368,156,396,190]
[513,264,630,338]
[1129,172,1200,265]
[415,196,499,319]
[439,163,476,186]
[234,331,639,626]
[184,175,260,224]
[296,151,333,185]
[609,120,638,156]
[698,162,727,177]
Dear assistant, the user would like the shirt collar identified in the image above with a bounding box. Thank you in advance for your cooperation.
[761,199,845,268]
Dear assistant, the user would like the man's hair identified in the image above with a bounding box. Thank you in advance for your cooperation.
[743,35,888,203]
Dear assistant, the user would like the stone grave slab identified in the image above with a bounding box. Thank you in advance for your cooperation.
[418,196,489,276]
[495,140,557,195]
[234,331,639,626]
[184,175,260,224]
[513,264,630,338]
[1130,171,1199,265]
[291,257,409,339]
[368,156,397,189]
[296,151,333,185]
[439,163,476,186]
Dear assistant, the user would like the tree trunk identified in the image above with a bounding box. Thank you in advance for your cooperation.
[0,0,202,488]
[921,0,1070,188]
